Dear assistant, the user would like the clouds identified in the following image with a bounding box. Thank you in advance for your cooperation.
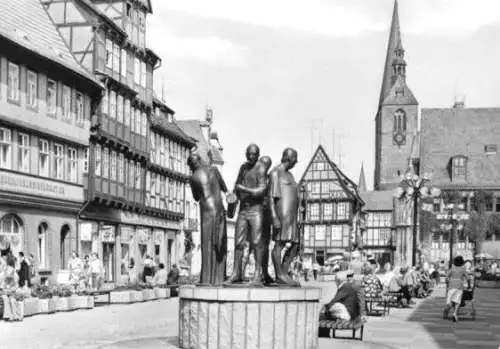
[154,0,386,38]
[148,32,248,66]
[403,0,500,36]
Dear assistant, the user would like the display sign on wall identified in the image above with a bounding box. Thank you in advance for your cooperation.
[120,225,134,243]
[137,227,152,244]
[100,225,116,243]
[153,229,163,245]
[79,222,94,242]
[119,211,180,230]
[0,170,83,201]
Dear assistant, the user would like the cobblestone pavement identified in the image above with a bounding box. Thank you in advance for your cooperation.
[1,281,498,349]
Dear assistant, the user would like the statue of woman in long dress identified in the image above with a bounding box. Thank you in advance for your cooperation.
[188,153,228,286]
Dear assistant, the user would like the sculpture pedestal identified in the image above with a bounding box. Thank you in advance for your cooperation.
[178,285,321,349]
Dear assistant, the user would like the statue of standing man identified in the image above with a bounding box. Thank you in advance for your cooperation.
[227,144,269,286]
[269,148,302,286]
[188,153,227,286]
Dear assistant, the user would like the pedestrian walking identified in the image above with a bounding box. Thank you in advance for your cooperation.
[312,262,320,281]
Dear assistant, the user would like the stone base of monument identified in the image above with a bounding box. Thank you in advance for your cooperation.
[178,285,321,349]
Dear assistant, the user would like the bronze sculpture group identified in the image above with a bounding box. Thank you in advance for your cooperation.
[188,144,305,287]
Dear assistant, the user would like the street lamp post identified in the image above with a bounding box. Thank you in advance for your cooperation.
[436,204,470,268]
[395,172,439,267]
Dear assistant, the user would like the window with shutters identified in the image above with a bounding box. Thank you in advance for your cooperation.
[67,147,77,182]
[39,139,49,176]
[102,89,109,115]
[102,147,109,179]
[124,99,130,127]
[135,109,141,134]
[109,90,116,119]
[135,164,141,189]
[113,44,120,73]
[121,49,127,77]
[106,39,113,68]
[7,62,20,102]
[17,133,30,173]
[141,62,146,87]
[134,58,140,85]
[27,70,38,108]
[95,144,102,176]
[62,85,71,121]
[118,153,125,183]
[110,151,117,181]
[47,79,57,115]
[54,143,64,180]
[76,92,84,125]
[141,111,147,136]
[128,161,135,188]
[117,95,123,124]
[130,108,135,132]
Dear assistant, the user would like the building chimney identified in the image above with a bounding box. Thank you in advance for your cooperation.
[453,94,465,109]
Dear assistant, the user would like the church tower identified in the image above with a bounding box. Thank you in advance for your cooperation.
[374,0,418,191]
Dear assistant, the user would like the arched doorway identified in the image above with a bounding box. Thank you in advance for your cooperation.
[0,214,24,256]
[60,224,71,269]
[38,222,48,268]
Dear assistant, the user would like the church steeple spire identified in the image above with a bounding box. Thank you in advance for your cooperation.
[378,0,406,105]
[358,162,367,193]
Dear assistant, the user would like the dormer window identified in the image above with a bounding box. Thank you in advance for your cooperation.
[485,144,497,155]
[451,155,466,181]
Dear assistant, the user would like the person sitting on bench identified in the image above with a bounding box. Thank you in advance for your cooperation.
[324,272,365,321]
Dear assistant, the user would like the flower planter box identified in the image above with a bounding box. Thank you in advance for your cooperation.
[85,296,95,309]
[142,289,156,301]
[23,297,40,317]
[55,296,71,312]
[110,291,134,304]
[69,295,89,310]
[17,301,25,320]
[38,298,57,314]
[154,287,169,299]
[131,291,144,302]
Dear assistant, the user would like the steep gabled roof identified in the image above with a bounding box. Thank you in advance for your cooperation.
[300,145,364,205]
[420,107,500,189]
[382,76,418,106]
[378,0,403,106]
[176,119,223,165]
[0,0,99,87]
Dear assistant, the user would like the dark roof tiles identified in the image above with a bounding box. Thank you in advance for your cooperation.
[0,0,98,85]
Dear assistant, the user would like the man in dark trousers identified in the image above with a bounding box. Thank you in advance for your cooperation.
[17,251,31,287]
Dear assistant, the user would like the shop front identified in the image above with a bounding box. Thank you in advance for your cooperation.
[79,206,182,286]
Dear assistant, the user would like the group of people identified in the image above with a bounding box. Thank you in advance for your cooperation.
[68,252,105,290]
[0,249,35,321]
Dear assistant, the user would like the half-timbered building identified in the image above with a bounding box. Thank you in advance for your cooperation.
[299,145,364,267]
[42,0,185,283]
[0,0,102,283]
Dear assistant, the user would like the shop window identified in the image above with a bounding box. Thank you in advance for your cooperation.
[0,214,23,257]
[38,222,48,269]
[121,244,129,275]
[60,225,71,269]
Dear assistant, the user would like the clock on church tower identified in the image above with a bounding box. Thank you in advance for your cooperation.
[393,109,407,146]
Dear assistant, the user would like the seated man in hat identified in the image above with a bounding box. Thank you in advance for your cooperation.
[322,271,366,322]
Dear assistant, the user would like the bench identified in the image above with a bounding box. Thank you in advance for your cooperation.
[318,316,366,341]
[365,296,388,316]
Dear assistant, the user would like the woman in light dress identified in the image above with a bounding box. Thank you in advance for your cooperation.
[444,256,467,322]
[68,251,83,288]
[0,254,23,321]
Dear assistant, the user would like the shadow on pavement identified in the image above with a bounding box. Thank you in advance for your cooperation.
[98,336,179,349]
[406,286,500,349]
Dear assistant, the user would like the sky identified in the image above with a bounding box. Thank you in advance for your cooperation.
[146,0,500,189]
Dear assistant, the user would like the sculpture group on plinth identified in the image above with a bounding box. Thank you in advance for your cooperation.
[188,144,306,287]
